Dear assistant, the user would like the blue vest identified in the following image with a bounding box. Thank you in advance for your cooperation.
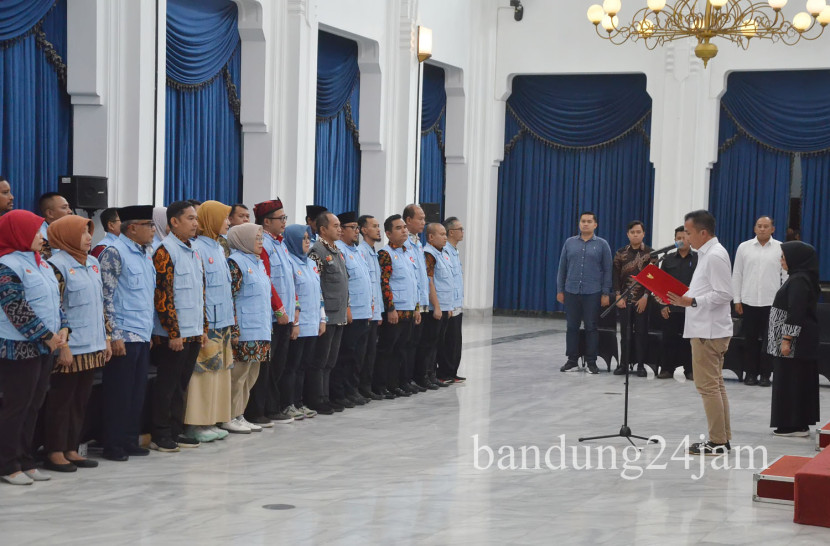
[336,240,373,320]
[289,254,323,338]
[424,244,456,311]
[407,235,430,307]
[193,236,234,329]
[445,242,464,310]
[263,232,296,322]
[359,240,383,321]
[48,251,107,355]
[228,251,272,342]
[152,234,205,339]
[0,252,62,341]
[108,235,155,341]
[97,232,119,251]
[382,244,419,312]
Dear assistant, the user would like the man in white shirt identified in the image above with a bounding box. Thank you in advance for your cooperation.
[668,210,733,456]
[732,216,786,387]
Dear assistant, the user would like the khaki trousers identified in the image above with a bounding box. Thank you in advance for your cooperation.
[690,337,732,444]
[230,362,261,418]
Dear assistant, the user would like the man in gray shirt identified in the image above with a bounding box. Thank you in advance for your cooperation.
[306,212,350,414]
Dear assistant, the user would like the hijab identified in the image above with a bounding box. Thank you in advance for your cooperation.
[152,207,168,238]
[47,215,94,265]
[197,200,231,240]
[0,209,47,265]
[782,241,820,298]
[284,224,308,264]
[228,223,262,256]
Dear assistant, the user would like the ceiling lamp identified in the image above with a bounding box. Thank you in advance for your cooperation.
[586,0,830,67]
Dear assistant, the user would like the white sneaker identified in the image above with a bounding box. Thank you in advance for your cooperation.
[298,405,317,418]
[285,405,305,420]
[208,425,230,440]
[239,416,262,432]
[220,418,251,434]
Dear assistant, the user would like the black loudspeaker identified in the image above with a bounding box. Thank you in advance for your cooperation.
[58,175,108,211]
[421,202,441,224]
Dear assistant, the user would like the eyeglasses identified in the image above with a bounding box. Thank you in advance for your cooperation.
[342,224,358,230]
[134,221,155,227]
[267,215,288,222]
[449,227,464,232]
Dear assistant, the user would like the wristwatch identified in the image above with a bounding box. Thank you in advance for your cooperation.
[690,298,698,308]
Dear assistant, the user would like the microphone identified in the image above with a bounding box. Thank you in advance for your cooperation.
[650,241,681,257]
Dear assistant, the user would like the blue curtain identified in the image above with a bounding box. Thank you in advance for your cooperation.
[419,64,446,219]
[495,74,654,313]
[164,0,241,205]
[710,70,830,279]
[315,31,360,214]
[0,0,71,214]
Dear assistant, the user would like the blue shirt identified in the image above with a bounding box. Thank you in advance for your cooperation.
[556,235,613,295]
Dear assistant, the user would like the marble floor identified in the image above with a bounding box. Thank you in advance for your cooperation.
[2,315,829,545]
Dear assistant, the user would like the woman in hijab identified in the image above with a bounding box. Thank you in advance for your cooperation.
[44,215,112,472]
[222,223,271,434]
[284,224,325,418]
[152,206,168,250]
[183,201,234,443]
[0,210,68,485]
[767,241,821,437]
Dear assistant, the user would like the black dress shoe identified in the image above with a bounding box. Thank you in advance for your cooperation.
[744,376,759,386]
[102,449,129,462]
[434,378,451,387]
[409,381,427,393]
[43,460,78,473]
[332,398,355,409]
[66,458,99,468]
[124,445,150,456]
[613,366,627,376]
[392,387,411,397]
[758,377,772,387]
[424,382,440,390]
[311,403,335,415]
[363,389,384,401]
[380,389,397,399]
[328,400,346,412]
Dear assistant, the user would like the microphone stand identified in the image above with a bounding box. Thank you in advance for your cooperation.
[578,252,671,448]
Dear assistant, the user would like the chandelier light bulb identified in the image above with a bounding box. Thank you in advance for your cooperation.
[768,0,788,9]
[647,0,667,11]
[603,0,622,16]
[710,0,728,9]
[740,18,758,36]
[792,10,813,29]
[636,18,656,36]
[587,4,606,24]
[601,14,620,30]
[818,6,830,23]
[806,0,827,16]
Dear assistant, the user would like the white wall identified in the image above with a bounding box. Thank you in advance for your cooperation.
[64,0,830,309]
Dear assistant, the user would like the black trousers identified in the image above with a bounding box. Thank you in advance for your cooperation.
[375,315,414,390]
[659,310,692,374]
[332,319,371,400]
[741,304,772,380]
[0,355,52,476]
[102,342,150,452]
[304,324,343,405]
[359,321,379,392]
[415,311,449,382]
[246,322,291,419]
[437,312,462,379]
[151,340,201,441]
[44,368,95,454]
[401,314,425,385]
[283,335,311,410]
[619,304,649,367]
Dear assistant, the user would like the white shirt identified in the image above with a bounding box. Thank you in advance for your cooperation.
[731,237,787,307]
[683,237,734,339]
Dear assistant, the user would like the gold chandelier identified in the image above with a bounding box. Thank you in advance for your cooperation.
[586,1,830,67]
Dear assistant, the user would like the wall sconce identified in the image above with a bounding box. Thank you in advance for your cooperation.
[417,26,433,62]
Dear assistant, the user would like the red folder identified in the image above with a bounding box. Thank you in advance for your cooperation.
[633,264,689,305]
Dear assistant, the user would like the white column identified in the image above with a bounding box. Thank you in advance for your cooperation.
[443,65,467,222]
[357,39,387,219]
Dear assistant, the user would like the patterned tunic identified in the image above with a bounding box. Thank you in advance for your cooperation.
[0,264,69,360]
[228,260,270,363]
[152,241,209,344]
[612,244,655,302]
